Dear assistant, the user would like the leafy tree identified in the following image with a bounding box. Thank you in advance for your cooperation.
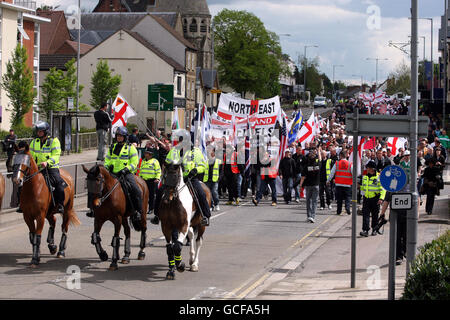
[298,56,325,99]
[39,67,65,120]
[213,9,285,98]
[90,60,122,109]
[63,58,87,111]
[0,45,35,128]
[386,62,411,95]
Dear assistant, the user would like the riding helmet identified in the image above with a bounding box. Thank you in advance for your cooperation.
[34,121,50,136]
[115,126,128,138]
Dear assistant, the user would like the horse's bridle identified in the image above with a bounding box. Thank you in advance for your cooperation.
[86,173,121,207]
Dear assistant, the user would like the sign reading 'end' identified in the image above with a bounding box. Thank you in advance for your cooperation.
[390,193,412,210]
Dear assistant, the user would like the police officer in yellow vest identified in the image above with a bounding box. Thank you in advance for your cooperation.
[203,149,222,212]
[139,148,161,213]
[151,144,211,226]
[29,121,66,214]
[105,126,142,225]
[359,161,386,237]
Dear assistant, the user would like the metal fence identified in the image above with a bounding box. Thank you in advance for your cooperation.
[0,132,98,160]
[1,160,99,211]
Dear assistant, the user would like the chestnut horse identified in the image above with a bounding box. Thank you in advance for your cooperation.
[12,146,79,268]
[82,164,148,271]
[159,163,211,280]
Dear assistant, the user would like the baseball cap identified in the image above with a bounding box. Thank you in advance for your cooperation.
[403,150,410,156]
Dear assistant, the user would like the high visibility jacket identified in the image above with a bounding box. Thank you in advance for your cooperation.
[335,159,352,186]
[30,137,61,169]
[231,152,239,174]
[204,159,221,183]
[105,143,139,174]
[182,147,207,178]
[325,158,335,180]
[165,148,181,165]
[139,158,161,180]
[361,173,386,200]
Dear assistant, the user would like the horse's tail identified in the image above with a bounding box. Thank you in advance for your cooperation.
[68,209,82,227]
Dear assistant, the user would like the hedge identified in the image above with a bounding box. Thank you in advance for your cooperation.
[402,230,450,300]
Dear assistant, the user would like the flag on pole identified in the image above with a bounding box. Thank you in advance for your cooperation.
[172,106,179,130]
[297,111,315,148]
[111,94,137,136]
[387,137,407,156]
[244,116,251,172]
[275,110,288,170]
[288,110,303,145]
[200,105,210,160]
[349,136,366,176]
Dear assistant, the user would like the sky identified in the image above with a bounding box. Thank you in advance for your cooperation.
[36,0,447,85]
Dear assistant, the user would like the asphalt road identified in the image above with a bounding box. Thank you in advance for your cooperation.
[0,196,344,300]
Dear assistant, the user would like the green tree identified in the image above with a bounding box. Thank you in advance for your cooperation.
[63,58,88,111]
[0,45,36,128]
[298,56,324,99]
[39,67,66,120]
[90,60,122,109]
[213,9,285,98]
[387,62,411,95]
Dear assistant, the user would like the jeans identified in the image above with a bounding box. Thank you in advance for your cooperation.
[97,129,108,161]
[282,177,293,202]
[293,173,301,199]
[305,185,319,219]
[319,182,331,208]
[206,181,219,207]
[335,186,351,215]
[236,174,243,198]
[256,177,277,203]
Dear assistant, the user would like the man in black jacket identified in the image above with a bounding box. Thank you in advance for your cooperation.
[292,145,306,202]
[4,129,17,172]
[94,102,113,161]
[279,150,296,204]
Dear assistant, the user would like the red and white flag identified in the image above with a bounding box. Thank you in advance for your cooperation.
[297,111,315,148]
[111,94,137,136]
[387,137,407,156]
[349,136,366,176]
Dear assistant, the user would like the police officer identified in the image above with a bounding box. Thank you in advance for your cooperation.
[30,121,65,214]
[359,161,386,237]
[151,144,211,226]
[105,126,142,225]
[203,148,222,211]
[139,148,161,214]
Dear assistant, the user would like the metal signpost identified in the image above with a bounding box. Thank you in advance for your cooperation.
[148,84,174,131]
[345,112,428,297]
[380,165,408,300]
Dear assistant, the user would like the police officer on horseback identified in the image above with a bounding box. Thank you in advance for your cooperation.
[30,121,65,214]
[151,139,211,226]
[105,126,143,225]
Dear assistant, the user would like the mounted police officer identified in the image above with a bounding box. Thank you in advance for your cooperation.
[30,121,65,214]
[151,138,211,227]
[104,126,142,225]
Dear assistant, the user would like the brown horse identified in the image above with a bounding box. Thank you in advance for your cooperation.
[159,163,211,279]
[0,173,5,211]
[12,145,80,268]
[82,164,148,271]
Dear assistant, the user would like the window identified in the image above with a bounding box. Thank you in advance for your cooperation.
[183,19,187,33]
[177,76,182,95]
[200,20,207,33]
[190,19,198,33]
[148,0,156,7]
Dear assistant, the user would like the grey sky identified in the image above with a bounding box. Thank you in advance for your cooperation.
[37,0,446,85]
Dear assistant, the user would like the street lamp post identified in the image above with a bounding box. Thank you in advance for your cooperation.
[366,57,389,89]
[420,36,426,88]
[75,0,81,153]
[303,45,318,105]
[333,65,344,101]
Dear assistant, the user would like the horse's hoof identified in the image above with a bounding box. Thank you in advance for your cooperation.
[109,264,118,271]
[48,244,57,255]
[166,271,175,280]
[137,252,145,260]
[121,257,130,264]
[99,251,108,262]
[176,262,185,273]
[57,251,65,258]
[190,265,199,272]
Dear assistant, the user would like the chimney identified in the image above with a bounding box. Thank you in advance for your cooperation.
[1,0,14,3]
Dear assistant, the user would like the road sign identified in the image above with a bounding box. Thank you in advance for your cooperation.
[67,97,74,110]
[390,193,413,210]
[148,84,174,111]
[380,165,407,192]
[345,115,429,137]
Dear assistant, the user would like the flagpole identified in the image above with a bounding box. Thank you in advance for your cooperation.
[350,107,359,288]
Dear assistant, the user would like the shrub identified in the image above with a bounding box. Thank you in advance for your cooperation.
[402,230,450,300]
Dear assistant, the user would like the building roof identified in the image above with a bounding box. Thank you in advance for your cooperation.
[37,10,71,54]
[124,30,185,72]
[80,12,148,31]
[143,0,210,16]
[55,40,94,55]
[40,54,76,71]
[148,14,196,50]
[70,30,115,46]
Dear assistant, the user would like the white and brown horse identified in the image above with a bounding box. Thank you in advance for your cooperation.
[159,163,211,279]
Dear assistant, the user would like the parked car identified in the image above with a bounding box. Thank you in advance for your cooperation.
[313,96,327,108]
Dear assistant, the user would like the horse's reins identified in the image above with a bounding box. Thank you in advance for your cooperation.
[22,167,46,183]
[98,178,121,206]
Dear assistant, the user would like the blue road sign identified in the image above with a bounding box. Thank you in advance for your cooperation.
[380,165,407,193]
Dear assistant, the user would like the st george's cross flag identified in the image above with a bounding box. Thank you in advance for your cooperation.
[297,111,315,148]
[111,94,137,136]
[387,137,407,156]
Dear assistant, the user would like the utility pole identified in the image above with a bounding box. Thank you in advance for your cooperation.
[444,0,448,129]
[333,65,344,101]
[75,0,81,153]
[407,0,419,276]
[303,45,318,105]
[366,57,389,89]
